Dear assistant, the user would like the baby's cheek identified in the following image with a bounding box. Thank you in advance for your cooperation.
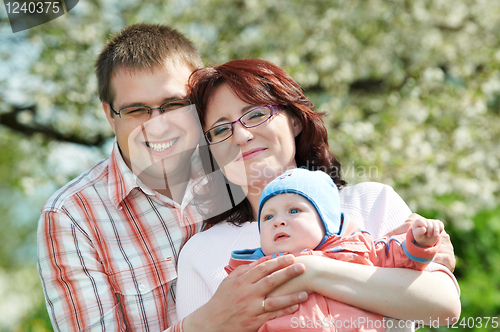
[260,234,273,256]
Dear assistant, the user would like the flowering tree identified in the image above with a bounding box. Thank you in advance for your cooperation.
[0,0,498,330]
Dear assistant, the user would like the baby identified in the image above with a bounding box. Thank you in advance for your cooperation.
[225,168,443,332]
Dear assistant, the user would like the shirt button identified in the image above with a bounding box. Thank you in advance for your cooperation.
[139,284,146,292]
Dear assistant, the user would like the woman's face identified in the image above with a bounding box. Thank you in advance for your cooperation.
[204,84,302,190]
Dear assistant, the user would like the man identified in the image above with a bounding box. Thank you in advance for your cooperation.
[37,24,307,332]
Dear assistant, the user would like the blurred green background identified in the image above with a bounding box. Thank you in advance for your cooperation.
[0,0,499,331]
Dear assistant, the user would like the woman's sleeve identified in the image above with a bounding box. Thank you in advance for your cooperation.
[176,222,261,321]
[340,182,412,237]
[175,234,215,320]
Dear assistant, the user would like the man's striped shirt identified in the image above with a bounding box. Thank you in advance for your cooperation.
[37,142,206,331]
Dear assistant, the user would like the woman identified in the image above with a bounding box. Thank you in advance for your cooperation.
[177,59,460,329]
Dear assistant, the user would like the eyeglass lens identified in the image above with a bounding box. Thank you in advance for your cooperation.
[206,106,275,144]
[120,99,192,120]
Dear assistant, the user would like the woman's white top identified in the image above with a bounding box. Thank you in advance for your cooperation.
[175,182,459,329]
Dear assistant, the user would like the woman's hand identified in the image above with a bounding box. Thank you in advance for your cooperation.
[182,254,309,332]
[385,213,456,272]
[433,229,456,272]
[266,255,324,298]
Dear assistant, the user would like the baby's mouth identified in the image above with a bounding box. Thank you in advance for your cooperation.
[146,138,178,152]
[274,233,290,241]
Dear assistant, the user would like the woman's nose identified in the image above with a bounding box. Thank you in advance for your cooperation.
[232,122,253,145]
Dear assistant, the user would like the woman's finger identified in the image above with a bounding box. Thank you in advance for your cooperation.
[256,292,308,323]
[253,262,306,293]
[226,261,254,279]
[243,254,297,284]
[433,230,456,272]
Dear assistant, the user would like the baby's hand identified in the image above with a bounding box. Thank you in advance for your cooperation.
[412,218,444,247]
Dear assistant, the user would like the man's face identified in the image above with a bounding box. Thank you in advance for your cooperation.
[103,63,202,188]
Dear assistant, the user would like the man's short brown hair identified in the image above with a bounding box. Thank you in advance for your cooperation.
[95,23,203,105]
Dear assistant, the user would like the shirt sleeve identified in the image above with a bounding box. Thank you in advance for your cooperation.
[373,229,441,271]
[176,222,261,321]
[175,233,216,321]
[340,182,413,238]
[37,209,126,331]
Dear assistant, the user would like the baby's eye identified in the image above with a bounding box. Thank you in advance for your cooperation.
[290,209,299,214]
[264,215,275,221]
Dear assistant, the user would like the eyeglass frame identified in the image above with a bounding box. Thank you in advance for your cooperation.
[109,98,193,119]
[204,104,284,145]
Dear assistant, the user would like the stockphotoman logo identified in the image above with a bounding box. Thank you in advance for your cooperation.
[4,0,78,33]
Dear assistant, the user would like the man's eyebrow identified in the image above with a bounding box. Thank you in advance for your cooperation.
[117,95,186,110]
[210,105,257,127]
[117,102,147,109]
[160,95,188,104]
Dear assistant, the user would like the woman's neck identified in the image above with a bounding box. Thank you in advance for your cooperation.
[247,192,261,222]
[245,182,268,222]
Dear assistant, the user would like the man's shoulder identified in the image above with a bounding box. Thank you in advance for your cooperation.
[41,158,110,213]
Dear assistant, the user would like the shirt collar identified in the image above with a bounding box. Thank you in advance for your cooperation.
[108,141,208,210]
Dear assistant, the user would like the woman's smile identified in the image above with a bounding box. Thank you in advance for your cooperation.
[239,148,267,161]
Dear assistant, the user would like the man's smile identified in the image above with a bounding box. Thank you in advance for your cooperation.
[145,137,179,152]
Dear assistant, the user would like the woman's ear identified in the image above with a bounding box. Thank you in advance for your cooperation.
[292,116,303,137]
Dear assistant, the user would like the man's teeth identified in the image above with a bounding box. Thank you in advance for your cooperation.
[147,139,177,152]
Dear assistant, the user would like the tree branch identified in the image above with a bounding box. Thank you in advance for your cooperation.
[0,105,111,146]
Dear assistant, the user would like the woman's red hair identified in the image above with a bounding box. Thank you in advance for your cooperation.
[189,59,346,225]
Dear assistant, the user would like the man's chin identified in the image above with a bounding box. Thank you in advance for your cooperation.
[134,159,191,189]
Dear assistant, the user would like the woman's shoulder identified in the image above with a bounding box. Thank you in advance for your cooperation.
[181,222,241,252]
[180,222,260,259]
[339,182,412,237]
[340,181,394,198]
[196,222,244,239]
[339,181,405,207]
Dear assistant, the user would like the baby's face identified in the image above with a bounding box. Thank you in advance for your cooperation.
[260,193,325,256]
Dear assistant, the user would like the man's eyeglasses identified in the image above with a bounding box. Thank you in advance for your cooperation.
[204,105,284,145]
[110,99,193,122]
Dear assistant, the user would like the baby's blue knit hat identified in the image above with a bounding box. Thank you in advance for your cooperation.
[258,168,342,248]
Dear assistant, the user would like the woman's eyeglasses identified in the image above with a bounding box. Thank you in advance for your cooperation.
[204,105,284,145]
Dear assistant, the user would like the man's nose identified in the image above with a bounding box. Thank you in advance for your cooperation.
[149,107,163,118]
[142,109,172,135]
